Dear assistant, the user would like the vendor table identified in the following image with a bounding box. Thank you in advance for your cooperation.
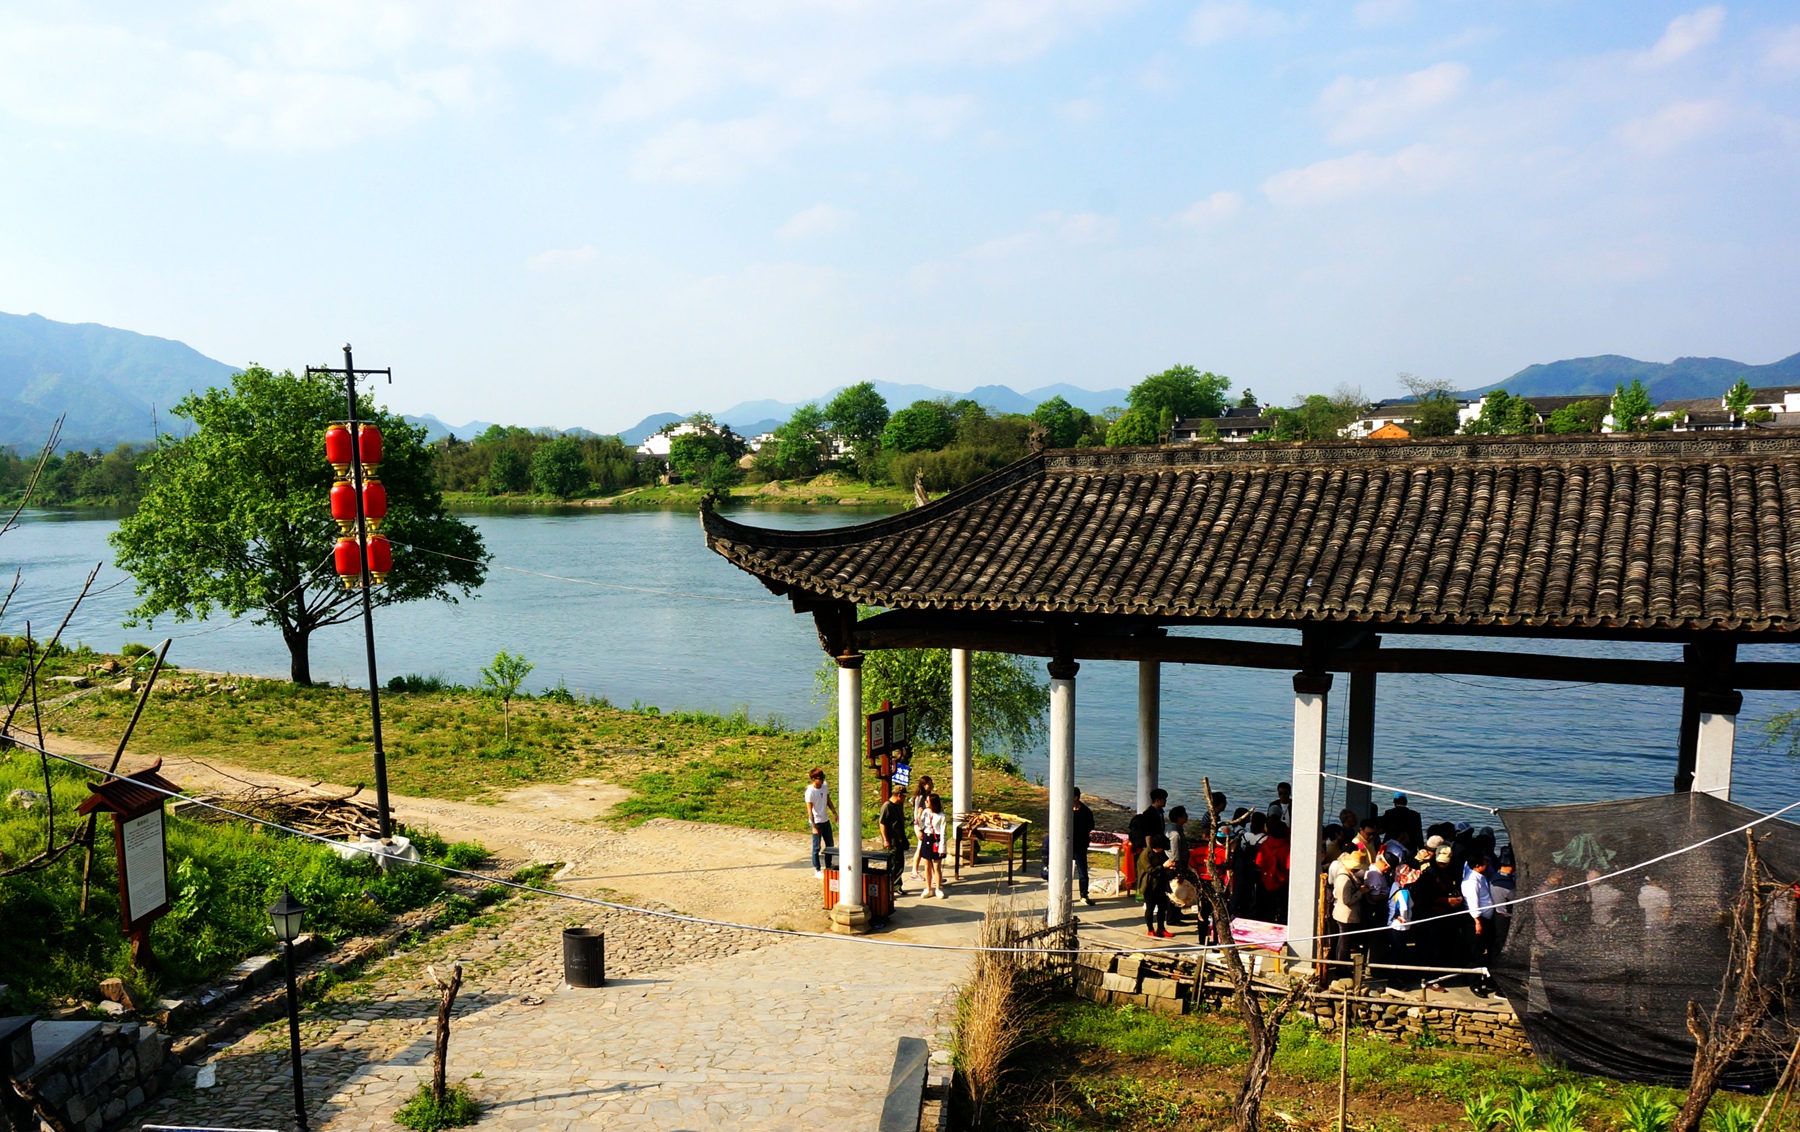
[1085,842,1125,896]
[953,819,1030,883]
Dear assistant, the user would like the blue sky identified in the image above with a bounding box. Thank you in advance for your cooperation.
[1,1,1796,431]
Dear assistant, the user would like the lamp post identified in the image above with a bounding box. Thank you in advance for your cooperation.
[267,889,310,1132]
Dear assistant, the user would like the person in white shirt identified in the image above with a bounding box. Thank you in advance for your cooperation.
[804,768,836,880]
[1461,857,1496,992]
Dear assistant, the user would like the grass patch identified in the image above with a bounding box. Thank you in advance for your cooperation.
[1000,1000,1704,1131]
[46,663,1053,839]
[0,749,487,1012]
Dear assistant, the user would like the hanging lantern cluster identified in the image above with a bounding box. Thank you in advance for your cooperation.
[325,422,391,588]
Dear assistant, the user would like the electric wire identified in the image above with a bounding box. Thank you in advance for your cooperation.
[16,735,1799,960]
[1316,771,1499,815]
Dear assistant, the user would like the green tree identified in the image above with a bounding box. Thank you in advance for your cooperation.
[1106,409,1158,447]
[1399,374,1463,437]
[111,366,486,685]
[479,649,535,743]
[763,403,829,478]
[1610,378,1656,432]
[1464,389,1537,436]
[816,642,1047,758]
[668,416,747,488]
[487,447,529,493]
[1725,379,1753,416]
[823,383,890,474]
[881,400,956,454]
[531,437,588,499]
[1030,396,1086,448]
[1126,364,1231,423]
[1237,388,1259,409]
[1547,399,1608,434]
[1291,387,1363,440]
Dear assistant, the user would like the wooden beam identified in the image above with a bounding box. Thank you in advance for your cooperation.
[848,611,1800,689]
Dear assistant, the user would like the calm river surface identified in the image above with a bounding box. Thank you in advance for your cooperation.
[6,507,1798,822]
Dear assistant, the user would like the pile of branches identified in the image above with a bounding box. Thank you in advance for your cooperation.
[184,782,380,839]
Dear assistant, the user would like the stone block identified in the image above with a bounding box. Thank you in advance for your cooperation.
[65,1093,89,1124]
[79,1048,120,1095]
[119,1049,136,1078]
[38,1071,73,1107]
[84,1112,103,1132]
[1116,956,1144,980]
[102,1097,126,1122]
[97,1001,129,1019]
[1142,976,1180,999]
[233,954,279,987]
[1100,972,1138,994]
[126,1085,144,1108]
[1147,994,1186,1015]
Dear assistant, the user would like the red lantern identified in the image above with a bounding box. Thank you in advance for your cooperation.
[361,480,387,531]
[330,481,358,532]
[334,537,363,588]
[366,535,393,584]
[324,424,353,478]
[357,424,383,468]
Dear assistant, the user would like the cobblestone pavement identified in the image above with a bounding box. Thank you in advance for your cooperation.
[144,879,974,1130]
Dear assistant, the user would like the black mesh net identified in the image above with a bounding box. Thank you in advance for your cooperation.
[1494,793,1800,1088]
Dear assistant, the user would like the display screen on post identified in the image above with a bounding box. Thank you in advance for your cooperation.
[121,810,168,925]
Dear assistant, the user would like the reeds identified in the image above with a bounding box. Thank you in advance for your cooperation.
[957,898,1041,1127]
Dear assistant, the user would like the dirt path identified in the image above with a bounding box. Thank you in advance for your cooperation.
[47,730,832,933]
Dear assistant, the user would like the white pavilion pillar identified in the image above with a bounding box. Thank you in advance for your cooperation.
[1047,658,1078,926]
[832,653,868,934]
[1286,672,1333,962]
[1693,689,1741,801]
[952,648,973,838]
[1136,660,1160,813]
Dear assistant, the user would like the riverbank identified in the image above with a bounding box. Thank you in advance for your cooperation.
[443,473,916,510]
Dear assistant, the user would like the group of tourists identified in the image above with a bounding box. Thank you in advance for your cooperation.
[804,768,953,902]
[1111,784,1297,940]
[1323,800,1515,990]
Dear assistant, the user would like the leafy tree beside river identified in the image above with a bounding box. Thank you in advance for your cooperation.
[111,367,487,685]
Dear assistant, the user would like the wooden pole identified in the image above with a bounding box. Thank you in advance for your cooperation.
[80,639,171,913]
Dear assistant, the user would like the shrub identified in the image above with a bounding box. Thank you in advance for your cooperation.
[388,673,453,694]
[394,1082,481,1131]
[121,642,152,658]
[1619,1090,1677,1132]
[974,752,1023,778]
[886,446,1017,493]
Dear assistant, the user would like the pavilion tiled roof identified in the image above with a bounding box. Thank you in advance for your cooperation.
[702,434,1800,632]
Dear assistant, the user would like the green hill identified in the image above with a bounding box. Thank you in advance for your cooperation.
[0,311,240,451]
[1467,352,1800,402]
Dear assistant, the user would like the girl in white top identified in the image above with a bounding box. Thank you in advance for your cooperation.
[910,776,935,880]
[918,793,949,899]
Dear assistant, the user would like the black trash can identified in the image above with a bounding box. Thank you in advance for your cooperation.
[563,927,605,987]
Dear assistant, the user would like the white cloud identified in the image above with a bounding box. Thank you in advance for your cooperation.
[1638,6,1725,68]
[1354,0,1415,28]
[628,113,803,182]
[1261,144,1460,205]
[0,14,452,149]
[1186,0,1292,47]
[1620,98,1731,154]
[1766,25,1800,70]
[1176,190,1243,227]
[777,204,856,240]
[1058,97,1104,123]
[525,246,598,270]
[1318,62,1469,144]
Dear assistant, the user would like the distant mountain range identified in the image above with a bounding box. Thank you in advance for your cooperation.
[0,311,238,450]
[4,310,1797,451]
[1465,353,1800,402]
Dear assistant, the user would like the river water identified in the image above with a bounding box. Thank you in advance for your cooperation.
[6,507,1797,823]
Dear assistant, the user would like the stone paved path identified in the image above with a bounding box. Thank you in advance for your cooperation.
[143,870,988,1130]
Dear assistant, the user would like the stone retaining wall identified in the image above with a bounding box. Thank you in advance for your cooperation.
[11,1019,175,1132]
[1073,949,1532,1057]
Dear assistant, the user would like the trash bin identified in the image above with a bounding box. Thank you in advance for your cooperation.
[563,927,605,987]
[822,848,901,920]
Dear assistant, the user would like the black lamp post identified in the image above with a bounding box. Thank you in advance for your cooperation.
[267,889,310,1131]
